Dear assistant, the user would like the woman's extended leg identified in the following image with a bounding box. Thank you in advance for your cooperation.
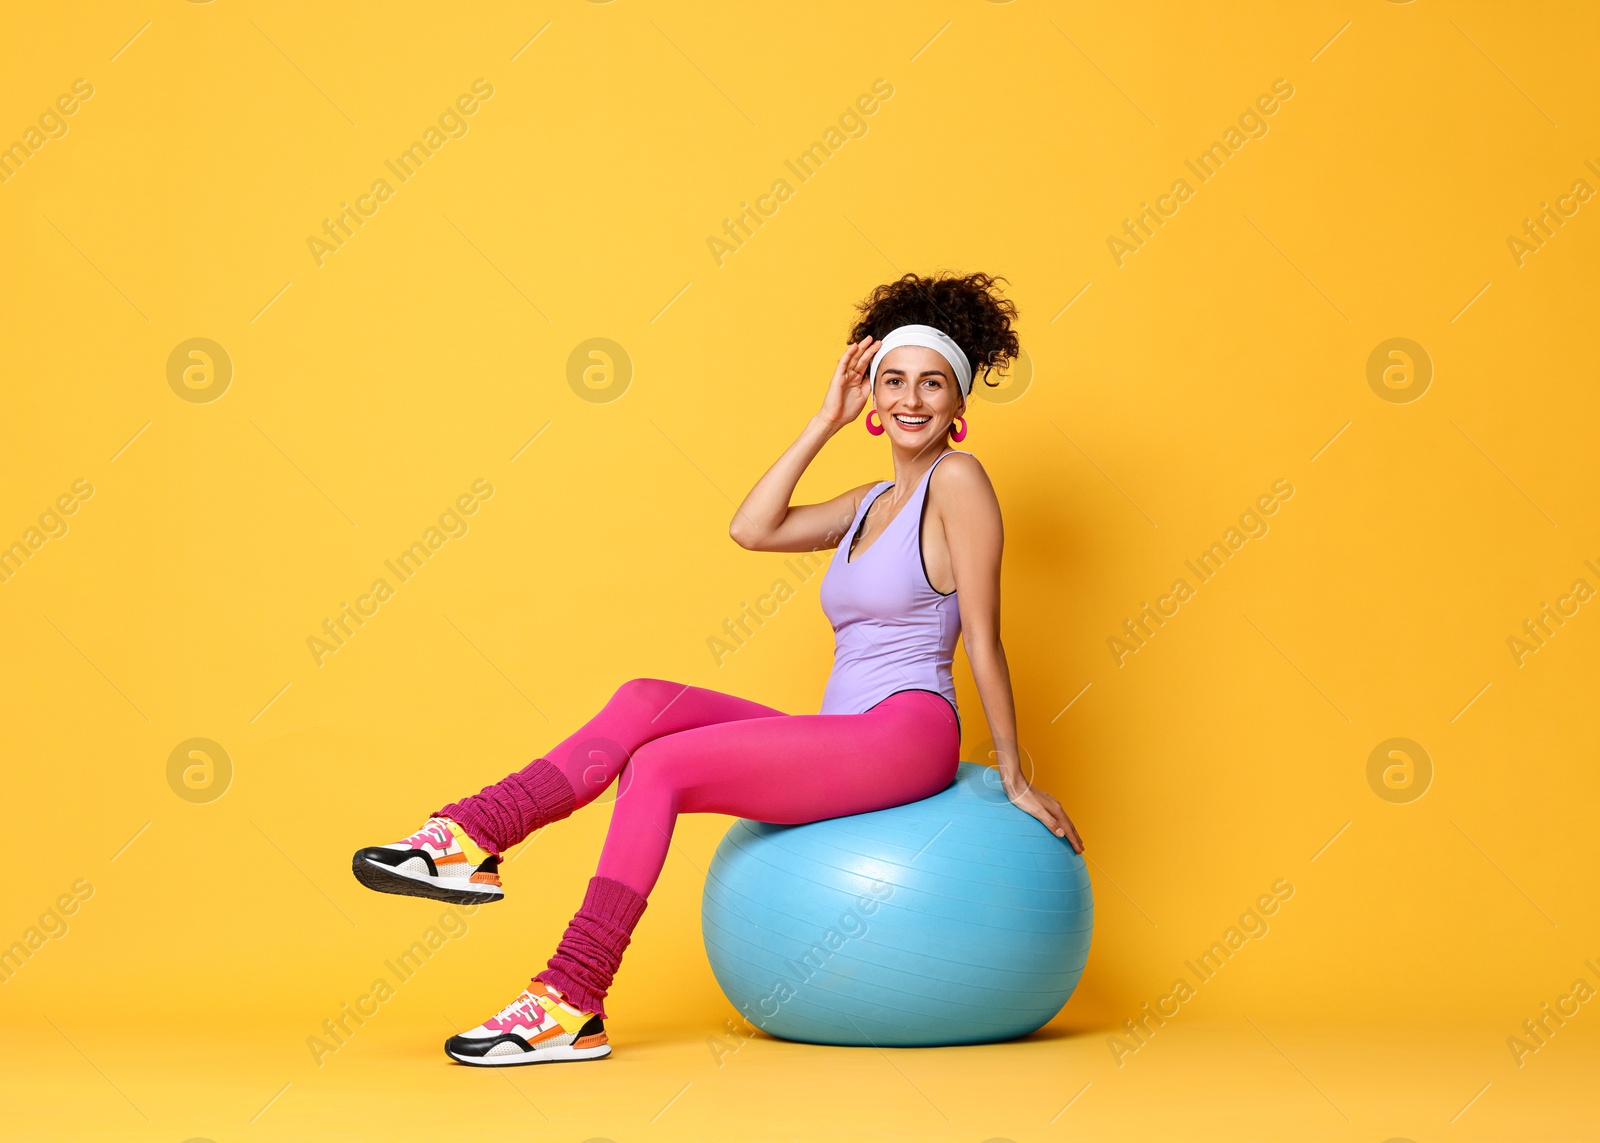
[534,689,960,1019]
[437,678,785,854]
[352,679,784,906]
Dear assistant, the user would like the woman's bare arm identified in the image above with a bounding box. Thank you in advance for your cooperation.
[937,455,1084,851]
[730,337,880,553]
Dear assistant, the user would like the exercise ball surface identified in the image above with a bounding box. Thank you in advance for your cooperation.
[702,761,1093,1046]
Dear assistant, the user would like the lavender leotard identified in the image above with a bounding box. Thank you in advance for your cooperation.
[817,449,965,727]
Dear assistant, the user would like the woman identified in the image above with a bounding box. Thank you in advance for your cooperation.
[351,271,1084,1066]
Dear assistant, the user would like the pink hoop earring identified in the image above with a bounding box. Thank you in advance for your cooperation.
[948,416,967,443]
[866,409,885,436]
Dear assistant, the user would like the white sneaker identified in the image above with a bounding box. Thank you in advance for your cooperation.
[444,982,611,1066]
[351,817,504,904]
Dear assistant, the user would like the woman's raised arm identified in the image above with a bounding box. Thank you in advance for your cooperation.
[729,337,880,553]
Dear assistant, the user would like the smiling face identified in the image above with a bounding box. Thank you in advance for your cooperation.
[873,345,965,447]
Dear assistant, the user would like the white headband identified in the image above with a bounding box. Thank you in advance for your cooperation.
[868,324,973,398]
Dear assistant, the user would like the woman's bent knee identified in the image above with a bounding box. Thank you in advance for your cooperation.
[609,677,684,715]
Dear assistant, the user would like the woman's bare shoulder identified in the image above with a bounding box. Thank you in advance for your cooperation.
[929,451,996,500]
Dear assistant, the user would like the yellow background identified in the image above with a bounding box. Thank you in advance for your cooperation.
[2,1,1597,1139]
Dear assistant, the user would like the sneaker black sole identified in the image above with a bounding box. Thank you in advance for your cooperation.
[350,849,504,905]
[444,1042,612,1066]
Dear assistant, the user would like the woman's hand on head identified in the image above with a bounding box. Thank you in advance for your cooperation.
[818,336,877,430]
[1004,779,1084,853]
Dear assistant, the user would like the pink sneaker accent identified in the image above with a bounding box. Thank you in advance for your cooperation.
[401,819,455,852]
[481,991,555,1036]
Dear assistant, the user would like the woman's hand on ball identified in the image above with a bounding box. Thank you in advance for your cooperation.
[1006,782,1083,852]
[819,336,878,429]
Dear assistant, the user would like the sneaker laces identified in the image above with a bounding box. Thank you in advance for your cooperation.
[489,990,540,1026]
[403,818,454,851]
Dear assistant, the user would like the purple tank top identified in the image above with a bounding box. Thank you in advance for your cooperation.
[817,449,965,723]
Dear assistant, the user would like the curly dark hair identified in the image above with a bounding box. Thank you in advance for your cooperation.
[847,272,1020,393]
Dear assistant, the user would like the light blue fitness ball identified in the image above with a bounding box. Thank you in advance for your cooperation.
[702,761,1093,1047]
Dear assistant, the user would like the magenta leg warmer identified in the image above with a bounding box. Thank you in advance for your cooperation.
[535,876,649,1019]
[435,758,574,857]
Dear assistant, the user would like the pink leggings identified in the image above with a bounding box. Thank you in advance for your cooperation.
[437,679,960,1015]
[446,678,960,895]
